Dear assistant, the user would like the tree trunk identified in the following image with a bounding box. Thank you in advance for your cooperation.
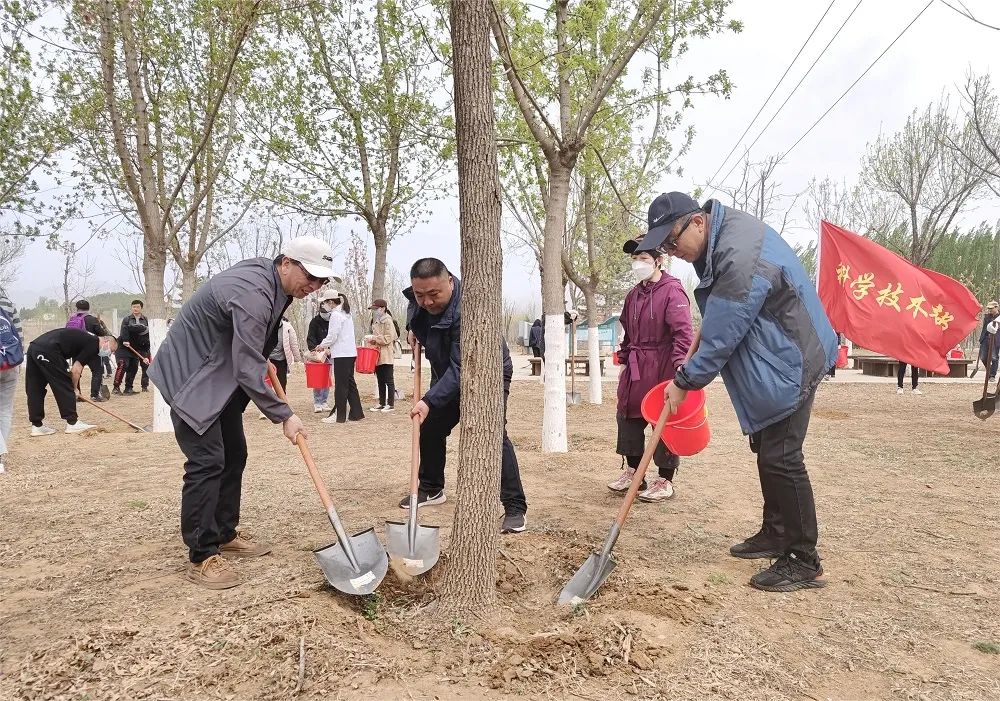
[584,287,602,404]
[180,260,197,303]
[542,164,571,453]
[63,253,72,318]
[439,0,502,617]
[372,223,388,301]
[143,241,167,319]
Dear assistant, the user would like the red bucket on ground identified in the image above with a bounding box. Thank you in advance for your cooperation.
[836,344,849,369]
[355,347,379,374]
[949,347,964,359]
[640,381,710,457]
[304,362,332,389]
[612,351,620,366]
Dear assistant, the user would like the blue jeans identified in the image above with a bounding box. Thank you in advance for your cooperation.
[312,387,329,405]
[981,341,999,378]
[0,366,19,457]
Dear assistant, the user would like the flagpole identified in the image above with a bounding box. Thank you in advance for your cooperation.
[815,222,822,292]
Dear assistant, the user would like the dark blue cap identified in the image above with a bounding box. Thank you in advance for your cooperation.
[624,192,700,254]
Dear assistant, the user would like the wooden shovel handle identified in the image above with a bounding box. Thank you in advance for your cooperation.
[614,400,673,528]
[125,345,150,365]
[266,362,336,514]
[79,396,146,432]
[410,344,422,495]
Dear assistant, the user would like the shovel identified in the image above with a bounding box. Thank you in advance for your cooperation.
[385,345,440,576]
[566,320,581,405]
[558,400,672,605]
[125,345,151,366]
[79,395,147,432]
[970,346,982,379]
[973,334,997,420]
[266,364,388,595]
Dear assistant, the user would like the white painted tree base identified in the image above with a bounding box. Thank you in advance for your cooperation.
[149,318,171,433]
[588,326,602,405]
[541,313,567,453]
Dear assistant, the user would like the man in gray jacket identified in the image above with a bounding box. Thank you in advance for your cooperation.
[150,237,335,589]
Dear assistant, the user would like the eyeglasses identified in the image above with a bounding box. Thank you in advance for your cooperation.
[663,215,696,252]
[293,260,328,284]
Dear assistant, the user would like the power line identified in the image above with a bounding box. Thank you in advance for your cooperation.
[702,0,838,195]
[711,0,865,193]
[938,0,1000,30]
[778,0,934,162]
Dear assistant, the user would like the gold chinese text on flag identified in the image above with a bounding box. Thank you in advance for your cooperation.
[817,221,980,375]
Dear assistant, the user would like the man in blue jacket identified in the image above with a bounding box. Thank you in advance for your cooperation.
[400,257,528,534]
[634,192,836,593]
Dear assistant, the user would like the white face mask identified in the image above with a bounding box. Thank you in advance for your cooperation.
[631,260,656,283]
[321,302,335,313]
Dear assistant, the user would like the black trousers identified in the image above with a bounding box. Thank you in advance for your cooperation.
[270,358,288,391]
[172,392,250,563]
[375,363,395,407]
[88,356,105,398]
[749,389,819,565]
[123,350,151,390]
[24,342,78,426]
[330,356,364,422]
[897,363,919,389]
[616,415,679,480]
[418,383,528,515]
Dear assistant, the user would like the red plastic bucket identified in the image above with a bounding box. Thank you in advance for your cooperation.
[836,344,849,369]
[304,362,332,389]
[355,347,379,374]
[949,347,964,359]
[612,351,620,366]
[640,381,710,457]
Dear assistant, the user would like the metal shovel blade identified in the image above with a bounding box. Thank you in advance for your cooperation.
[385,520,441,576]
[566,391,582,406]
[558,552,617,606]
[313,526,388,596]
[973,394,997,420]
[99,384,111,400]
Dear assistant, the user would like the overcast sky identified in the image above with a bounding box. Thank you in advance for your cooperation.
[6,0,999,311]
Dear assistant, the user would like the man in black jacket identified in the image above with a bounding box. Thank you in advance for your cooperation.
[67,300,109,402]
[115,300,151,395]
[399,257,528,534]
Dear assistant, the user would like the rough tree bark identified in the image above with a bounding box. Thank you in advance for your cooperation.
[438,0,503,616]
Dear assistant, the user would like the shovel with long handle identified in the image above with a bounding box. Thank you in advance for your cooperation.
[385,345,441,575]
[973,333,997,420]
[79,395,148,432]
[970,346,982,379]
[558,400,672,605]
[124,344,151,366]
[567,320,581,405]
[267,364,387,595]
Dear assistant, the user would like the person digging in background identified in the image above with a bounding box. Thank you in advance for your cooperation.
[259,317,302,420]
[306,290,337,413]
[24,328,118,436]
[980,301,999,379]
[636,192,836,593]
[66,299,110,403]
[315,291,365,424]
[114,300,151,395]
[400,257,528,534]
[367,299,399,412]
[149,237,333,590]
[609,243,693,502]
[0,285,25,474]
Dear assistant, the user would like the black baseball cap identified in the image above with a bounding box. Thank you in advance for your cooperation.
[623,192,701,254]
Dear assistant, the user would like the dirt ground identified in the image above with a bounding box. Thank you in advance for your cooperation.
[1,366,999,701]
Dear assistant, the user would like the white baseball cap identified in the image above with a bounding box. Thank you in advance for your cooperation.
[318,289,342,302]
[281,237,337,280]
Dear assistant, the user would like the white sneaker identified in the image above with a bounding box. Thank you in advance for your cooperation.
[313,404,325,413]
[0,459,5,474]
[638,478,675,503]
[369,405,385,412]
[381,406,395,413]
[911,388,923,395]
[31,425,57,437]
[896,388,905,395]
[607,468,637,493]
[66,421,96,434]
[320,415,341,424]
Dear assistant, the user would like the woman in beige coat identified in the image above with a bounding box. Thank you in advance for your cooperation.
[367,299,399,412]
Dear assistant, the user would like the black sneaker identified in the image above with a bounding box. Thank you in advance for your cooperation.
[501,512,527,534]
[89,395,106,403]
[141,387,148,392]
[123,389,139,396]
[730,530,784,560]
[750,553,826,592]
[398,490,446,509]
[112,387,122,395]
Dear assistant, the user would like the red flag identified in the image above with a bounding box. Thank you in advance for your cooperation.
[818,221,981,375]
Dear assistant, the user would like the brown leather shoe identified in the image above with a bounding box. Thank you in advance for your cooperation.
[219,531,272,559]
[186,555,240,590]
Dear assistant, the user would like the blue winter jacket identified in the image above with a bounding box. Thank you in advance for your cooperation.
[674,200,837,434]
[404,278,513,409]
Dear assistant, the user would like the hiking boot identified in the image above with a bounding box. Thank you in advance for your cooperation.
[730,530,784,560]
[749,553,826,592]
[123,389,139,396]
[112,387,122,395]
[638,478,675,503]
[501,512,527,534]
[31,425,57,437]
[185,555,240,590]
[607,467,645,493]
[398,489,446,509]
[219,531,272,559]
[66,421,96,434]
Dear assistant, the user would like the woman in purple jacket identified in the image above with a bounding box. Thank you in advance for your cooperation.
[607,247,694,502]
